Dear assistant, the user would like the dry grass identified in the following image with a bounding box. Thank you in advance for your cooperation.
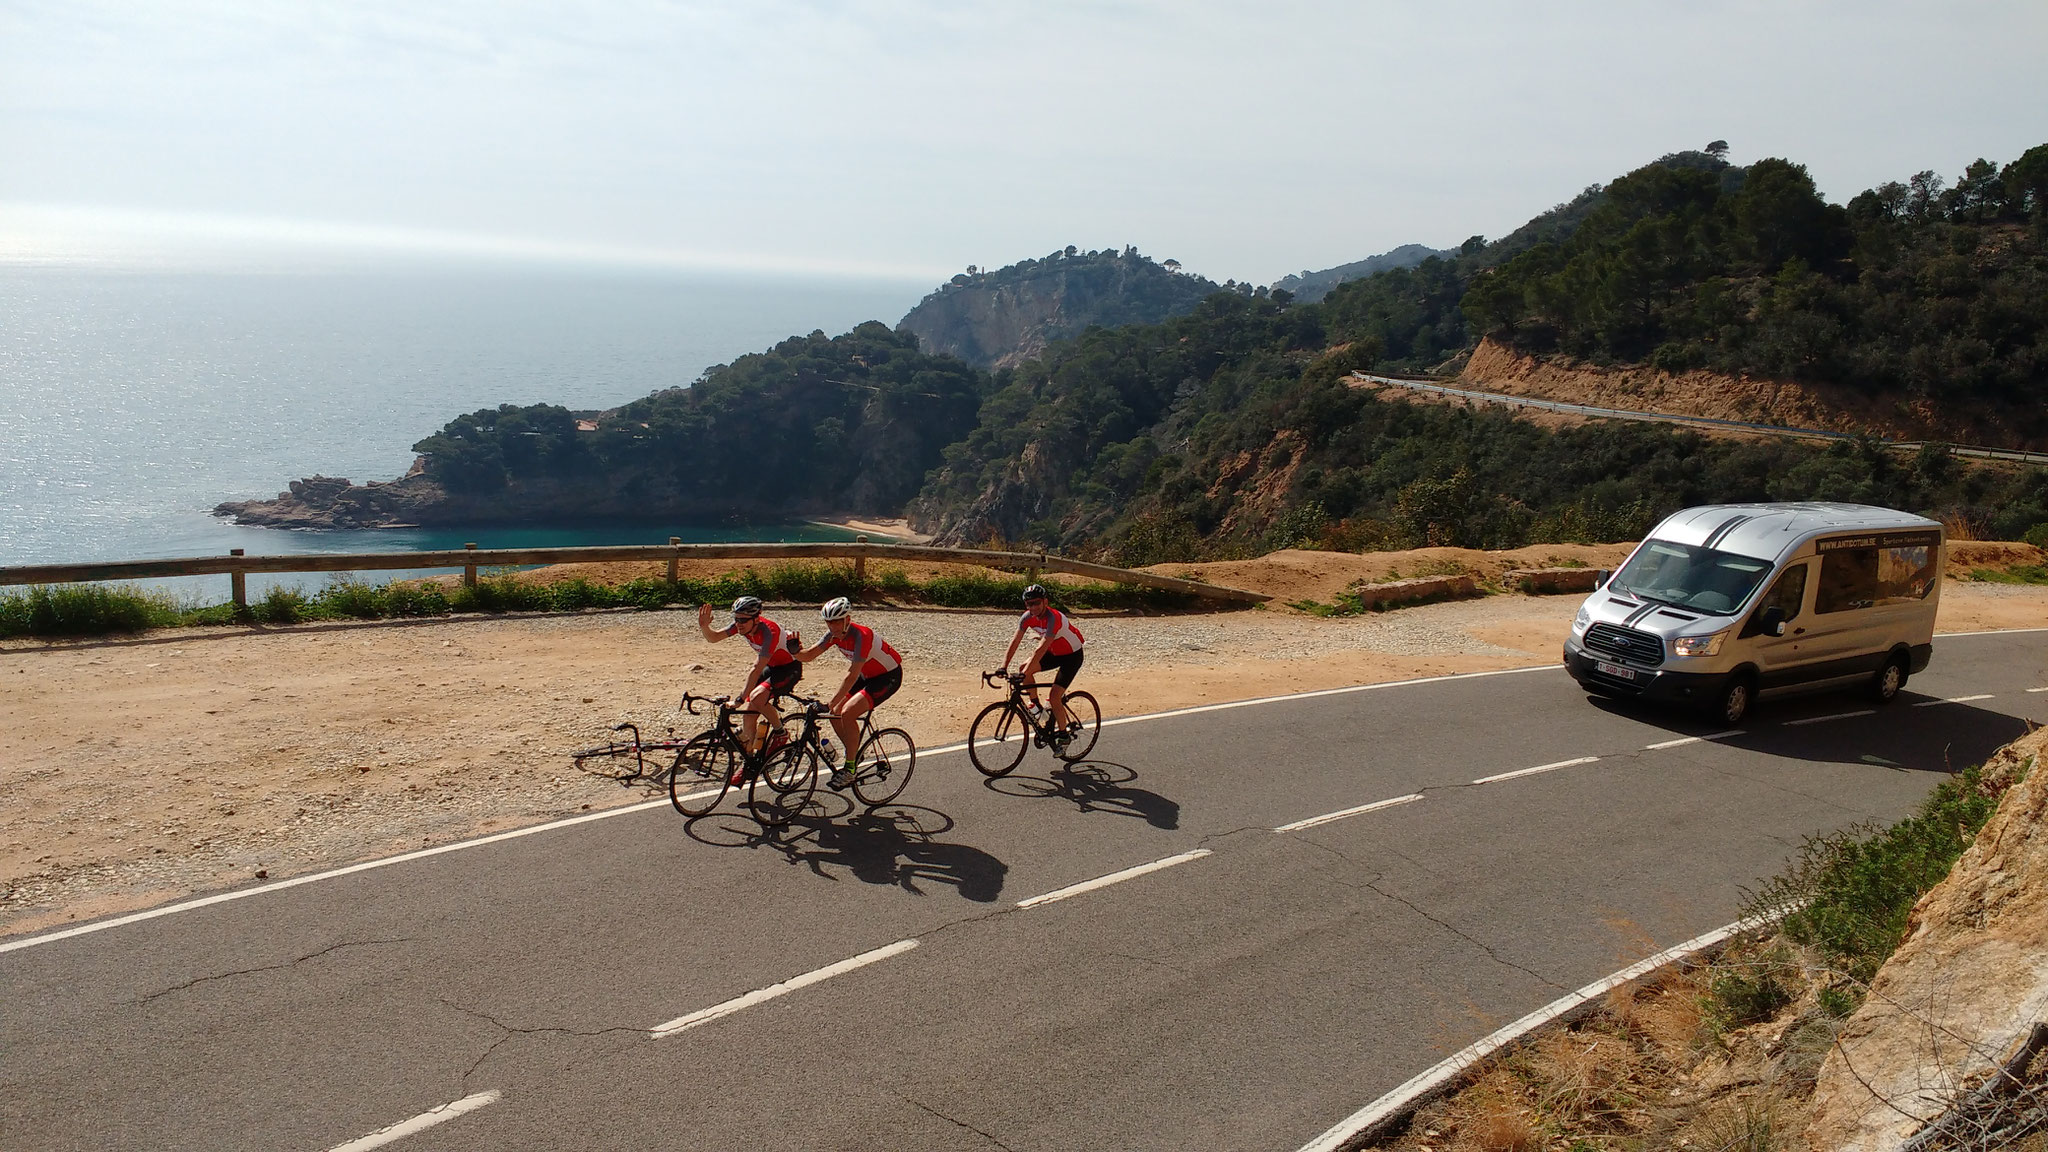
[1373,935,1833,1152]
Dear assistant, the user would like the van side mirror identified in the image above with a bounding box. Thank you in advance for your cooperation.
[1594,569,1612,589]
[1758,605,1787,636]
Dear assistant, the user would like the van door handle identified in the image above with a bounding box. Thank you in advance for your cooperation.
[1793,627,1806,635]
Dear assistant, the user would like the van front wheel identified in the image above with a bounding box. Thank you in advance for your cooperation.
[1708,675,1754,726]
[1869,655,1909,704]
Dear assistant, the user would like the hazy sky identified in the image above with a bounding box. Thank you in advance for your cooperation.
[4,0,2045,284]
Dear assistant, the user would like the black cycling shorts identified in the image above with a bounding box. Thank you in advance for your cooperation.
[764,661,802,696]
[1040,649,1085,689]
[850,667,902,709]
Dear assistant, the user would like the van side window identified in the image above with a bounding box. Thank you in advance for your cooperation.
[1815,547,1878,613]
[1742,563,1807,637]
[1877,545,1937,603]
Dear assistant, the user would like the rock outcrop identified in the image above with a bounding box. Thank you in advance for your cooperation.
[898,248,1216,369]
[1805,727,2048,1152]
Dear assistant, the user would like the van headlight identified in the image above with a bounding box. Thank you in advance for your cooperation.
[1572,607,1591,635]
[1671,632,1726,658]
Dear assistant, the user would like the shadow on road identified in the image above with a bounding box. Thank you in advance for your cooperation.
[682,796,1009,902]
[983,759,1180,830]
[1582,688,2031,775]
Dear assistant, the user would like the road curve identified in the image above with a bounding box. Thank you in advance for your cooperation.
[3,629,2044,1152]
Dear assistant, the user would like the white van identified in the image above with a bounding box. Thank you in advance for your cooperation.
[1564,503,1943,724]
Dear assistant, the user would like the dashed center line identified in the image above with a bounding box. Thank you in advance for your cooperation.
[1644,730,1744,750]
[1472,757,1598,786]
[1275,794,1423,833]
[1783,709,1876,726]
[1914,694,1995,707]
[651,939,918,1039]
[2028,687,2048,694]
[325,1090,502,1151]
[1016,849,1211,909]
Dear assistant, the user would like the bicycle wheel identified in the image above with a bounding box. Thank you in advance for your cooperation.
[669,732,735,817]
[751,743,818,828]
[967,701,1029,777]
[1053,691,1102,762]
[851,727,916,808]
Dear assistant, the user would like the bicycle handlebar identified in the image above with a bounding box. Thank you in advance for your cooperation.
[678,691,735,715]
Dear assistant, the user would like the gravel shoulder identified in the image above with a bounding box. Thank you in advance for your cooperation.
[4,580,2042,939]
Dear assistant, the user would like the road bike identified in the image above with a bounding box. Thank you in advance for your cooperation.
[967,670,1100,777]
[667,692,817,828]
[778,694,917,809]
[571,721,689,787]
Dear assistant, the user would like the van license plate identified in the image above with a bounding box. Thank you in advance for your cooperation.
[1595,660,1636,681]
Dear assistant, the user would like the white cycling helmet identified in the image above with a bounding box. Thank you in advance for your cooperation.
[730,595,763,618]
[819,596,852,621]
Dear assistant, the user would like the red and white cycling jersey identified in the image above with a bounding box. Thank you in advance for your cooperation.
[830,622,902,679]
[1021,606,1085,656]
[725,615,796,666]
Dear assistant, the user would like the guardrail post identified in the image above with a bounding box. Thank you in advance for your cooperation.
[853,535,867,589]
[667,537,681,583]
[463,542,478,588]
[229,549,246,610]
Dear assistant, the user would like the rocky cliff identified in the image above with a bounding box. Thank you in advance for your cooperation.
[897,247,1218,369]
[1805,727,2048,1151]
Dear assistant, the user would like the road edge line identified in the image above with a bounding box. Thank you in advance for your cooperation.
[1,665,1557,952]
[1295,916,1761,1152]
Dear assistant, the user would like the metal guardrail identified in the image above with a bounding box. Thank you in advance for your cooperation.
[0,539,1271,606]
[1355,374,2048,465]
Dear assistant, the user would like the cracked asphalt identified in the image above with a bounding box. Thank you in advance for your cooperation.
[3,630,2044,1151]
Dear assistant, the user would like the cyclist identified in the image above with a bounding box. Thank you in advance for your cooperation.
[1001,583,1085,748]
[696,595,801,758]
[796,596,903,789]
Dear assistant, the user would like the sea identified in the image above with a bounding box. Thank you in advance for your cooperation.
[0,262,929,601]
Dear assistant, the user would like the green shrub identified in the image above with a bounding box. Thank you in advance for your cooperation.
[0,584,176,637]
[319,578,387,619]
[1748,766,2009,980]
[378,581,452,618]
[1705,968,1795,1032]
[2024,522,2048,548]
[252,585,309,624]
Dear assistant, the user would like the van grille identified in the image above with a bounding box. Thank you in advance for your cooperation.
[1584,623,1663,667]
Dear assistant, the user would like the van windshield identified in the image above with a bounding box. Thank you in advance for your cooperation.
[1609,540,1775,616]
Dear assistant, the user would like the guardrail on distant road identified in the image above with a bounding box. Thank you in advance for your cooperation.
[0,540,1271,607]
[1354,374,2048,465]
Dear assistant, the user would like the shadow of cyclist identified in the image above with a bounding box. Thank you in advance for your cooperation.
[774,803,1009,903]
[985,759,1180,830]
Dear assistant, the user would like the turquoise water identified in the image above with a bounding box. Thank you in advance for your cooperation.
[0,263,926,597]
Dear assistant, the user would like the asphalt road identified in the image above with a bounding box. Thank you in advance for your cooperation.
[4,629,2044,1152]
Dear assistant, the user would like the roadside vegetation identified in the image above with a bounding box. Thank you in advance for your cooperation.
[1364,763,2027,1152]
[0,563,1190,639]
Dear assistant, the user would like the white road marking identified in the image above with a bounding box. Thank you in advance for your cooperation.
[2028,687,2048,694]
[1015,849,1211,909]
[1938,626,2048,637]
[325,1090,501,1151]
[1783,709,1875,726]
[1472,756,1598,786]
[650,939,918,1039]
[0,796,683,956]
[1861,755,1903,767]
[1275,794,1423,833]
[1913,694,1994,707]
[1295,916,1758,1152]
[1643,730,1744,750]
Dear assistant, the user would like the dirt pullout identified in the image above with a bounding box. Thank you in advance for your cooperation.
[1461,337,2046,451]
[1146,544,1636,608]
